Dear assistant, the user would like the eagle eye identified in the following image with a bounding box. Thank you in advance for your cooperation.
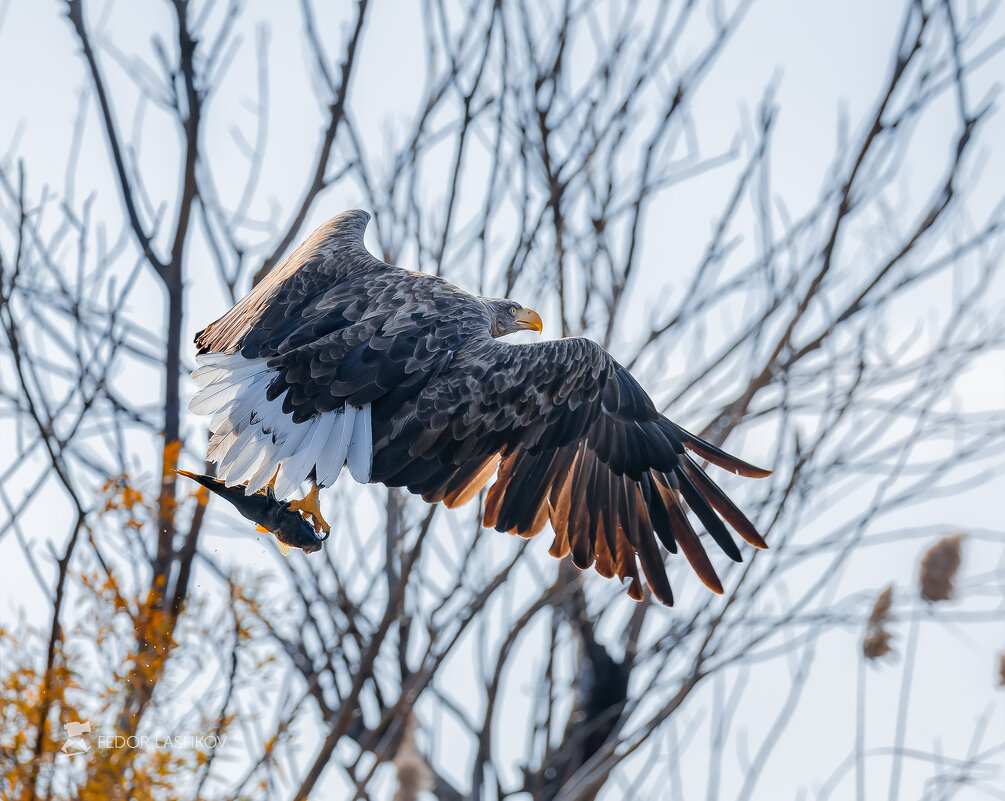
[509,305,518,316]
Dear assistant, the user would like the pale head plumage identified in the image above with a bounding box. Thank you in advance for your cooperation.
[478,298,544,338]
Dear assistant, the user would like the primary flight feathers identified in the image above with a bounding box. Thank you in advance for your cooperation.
[189,209,770,605]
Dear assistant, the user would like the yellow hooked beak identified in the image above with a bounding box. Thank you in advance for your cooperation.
[515,308,544,333]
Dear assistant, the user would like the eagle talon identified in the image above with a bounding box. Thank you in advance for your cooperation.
[287,483,330,534]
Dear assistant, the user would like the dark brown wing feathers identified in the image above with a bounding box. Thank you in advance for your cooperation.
[657,481,725,594]
[387,334,770,605]
[681,455,768,549]
[665,419,772,478]
[441,453,500,509]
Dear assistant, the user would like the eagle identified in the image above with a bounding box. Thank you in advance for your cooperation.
[189,210,770,605]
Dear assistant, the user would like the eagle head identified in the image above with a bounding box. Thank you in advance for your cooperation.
[479,298,544,338]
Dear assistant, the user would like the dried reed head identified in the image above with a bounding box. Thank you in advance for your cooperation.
[919,533,965,603]
[867,585,894,626]
[862,585,896,661]
[997,653,1004,688]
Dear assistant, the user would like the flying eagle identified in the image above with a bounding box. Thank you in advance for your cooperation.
[189,210,770,605]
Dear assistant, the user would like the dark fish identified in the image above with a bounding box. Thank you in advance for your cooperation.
[176,470,327,554]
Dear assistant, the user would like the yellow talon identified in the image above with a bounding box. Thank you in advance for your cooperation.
[287,482,330,534]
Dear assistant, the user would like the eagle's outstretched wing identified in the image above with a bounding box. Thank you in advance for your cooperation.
[367,336,770,605]
[190,210,770,604]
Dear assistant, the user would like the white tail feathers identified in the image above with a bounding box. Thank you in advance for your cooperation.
[316,406,354,486]
[273,411,335,499]
[348,403,373,482]
[189,352,373,497]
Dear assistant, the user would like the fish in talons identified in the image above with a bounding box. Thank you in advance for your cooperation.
[176,470,329,554]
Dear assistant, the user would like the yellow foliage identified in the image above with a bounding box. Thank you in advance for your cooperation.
[0,467,276,801]
[98,475,152,532]
[161,440,183,477]
[159,440,184,525]
[2,565,257,799]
